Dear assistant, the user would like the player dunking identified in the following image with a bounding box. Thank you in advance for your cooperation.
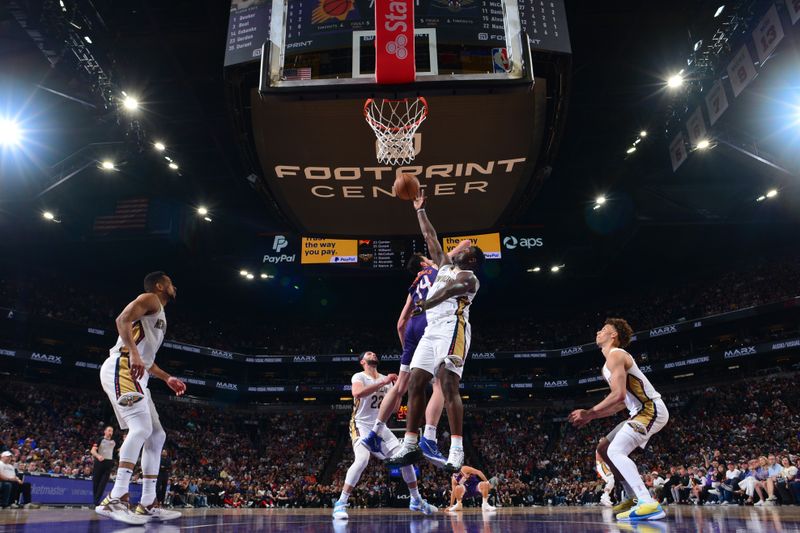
[569,318,669,521]
[96,272,186,525]
[362,240,472,468]
[333,351,437,520]
[389,189,484,472]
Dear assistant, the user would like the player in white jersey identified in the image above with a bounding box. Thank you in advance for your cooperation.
[389,189,484,472]
[96,272,185,525]
[569,318,669,522]
[332,351,437,520]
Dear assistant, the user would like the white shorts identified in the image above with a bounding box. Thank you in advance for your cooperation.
[409,317,471,379]
[606,398,669,450]
[100,356,160,430]
[350,422,401,460]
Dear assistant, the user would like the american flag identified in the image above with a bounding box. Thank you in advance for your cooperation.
[284,67,312,81]
[93,198,149,233]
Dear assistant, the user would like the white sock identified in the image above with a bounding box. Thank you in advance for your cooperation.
[404,433,418,446]
[338,491,350,504]
[110,467,133,499]
[423,425,437,441]
[409,486,421,500]
[140,477,157,506]
[451,435,463,449]
[372,420,386,433]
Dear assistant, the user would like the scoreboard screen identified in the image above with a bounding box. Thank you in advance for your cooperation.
[358,238,429,270]
[225,0,571,67]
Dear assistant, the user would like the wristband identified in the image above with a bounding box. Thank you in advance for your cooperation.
[416,208,425,213]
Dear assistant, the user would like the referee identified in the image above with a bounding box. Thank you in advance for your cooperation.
[91,426,116,506]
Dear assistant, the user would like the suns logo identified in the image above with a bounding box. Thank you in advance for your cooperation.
[312,0,356,24]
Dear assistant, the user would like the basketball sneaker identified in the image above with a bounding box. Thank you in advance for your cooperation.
[445,446,464,472]
[135,503,182,521]
[409,497,437,515]
[600,493,613,507]
[387,441,423,466]
[360,430,383,455]
[95,495,150,525]
[613,497,637,513]
[481,501,497,512]
[616,500,666,521]
[447,501,463,512]
[419,436,447,468]
[332,500,349,520]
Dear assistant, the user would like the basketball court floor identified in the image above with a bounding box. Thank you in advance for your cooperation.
[1,506,799,532]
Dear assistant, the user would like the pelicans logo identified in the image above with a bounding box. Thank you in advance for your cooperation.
[312,0,356,23]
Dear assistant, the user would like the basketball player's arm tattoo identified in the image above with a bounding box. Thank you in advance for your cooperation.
[397,294,414,345]
[419,272,477,313]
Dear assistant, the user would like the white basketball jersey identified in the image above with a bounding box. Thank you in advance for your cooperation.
[350,371,390,426]
[424,264,479,325]
[109,304,167,369]
[602,348,661,418]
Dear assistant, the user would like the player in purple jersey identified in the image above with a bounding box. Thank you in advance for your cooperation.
[361,241,472,468]
[448,466,496,513]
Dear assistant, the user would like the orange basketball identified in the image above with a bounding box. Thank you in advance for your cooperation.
[323,0,351,17]
[393,174,420,201]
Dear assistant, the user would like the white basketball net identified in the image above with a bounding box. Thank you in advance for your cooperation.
[364,97,428,165]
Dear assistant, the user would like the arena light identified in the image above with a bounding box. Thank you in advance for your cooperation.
[527,266,541,273]
[626,146,636,154]
[303,397,316,402]
[667,74,684,89]
[490,395,500,399]
[100,160,115,171]
[121,94,139,112]
[246,273,255,280]
[239,270,249,277]
[757,195,766,202]
[154,141,166,152]
[766,189,778,198]
[639,130,647,138]
[197,206,208,216]
[586,386,610,394]
[84,35,92,44]
[696,139,711,150]
[0,118,22,147]
[673,372,694,379]
[714,5,725,17]
[728,365,739,370]
[595,195,607,206]
[339,396,352,401]
[59,0,66,11]
[168,162,179,170]
[42,211,55,220]
[550,265,561,273]
[203,216,212,222]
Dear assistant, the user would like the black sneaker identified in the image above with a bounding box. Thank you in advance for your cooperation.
[386,444,423,466]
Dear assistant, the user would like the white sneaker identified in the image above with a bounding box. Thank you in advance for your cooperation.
[600,493,613,507]
[135,503,182,521]
[332,500,349,520]
[447,501,463,512]
[481,502,497,512]
[754,500,764,507]
[95,496,150,525]
[445,446,464,472]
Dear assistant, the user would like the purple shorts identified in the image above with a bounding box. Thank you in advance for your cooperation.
[401,315,428,368]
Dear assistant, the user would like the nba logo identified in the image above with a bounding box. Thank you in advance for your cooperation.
[492,48,510,73]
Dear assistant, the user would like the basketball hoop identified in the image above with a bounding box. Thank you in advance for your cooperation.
[364,97,428,165]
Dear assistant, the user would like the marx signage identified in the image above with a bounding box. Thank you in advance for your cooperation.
[252,88,543,235]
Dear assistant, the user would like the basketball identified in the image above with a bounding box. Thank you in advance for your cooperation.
[393,174,420,201]
[323,0,351,17]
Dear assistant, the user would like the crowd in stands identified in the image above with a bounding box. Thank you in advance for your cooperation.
[2,373,800,509]
[1,254,798,355]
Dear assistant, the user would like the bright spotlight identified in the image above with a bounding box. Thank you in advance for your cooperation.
[84,35,92,44]
[532,266,541,272]
[246,273,255,280]
[42,211,55,221]
[203,216,212,222]
[122,95,139,111]
[168,162,179,170]
[260,273,268,279]
[667,74,684,89]
[696,139,710,150]
[239,270,249,276]
[626,146,636,154]
[0,119,22,147]
[197,206,208,216]
[756,195,766,202]
[551,265,561,273]
[639,130,647,138]
[596,196,607,206]
[766,189,778,198]
[154,142,166,152]
[714,5,725,18]
[100,160,115,170]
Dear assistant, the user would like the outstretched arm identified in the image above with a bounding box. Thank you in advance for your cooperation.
[461,466,489,482]
[413,189,450,268]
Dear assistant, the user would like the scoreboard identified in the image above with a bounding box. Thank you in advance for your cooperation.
[225,0,571,66]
